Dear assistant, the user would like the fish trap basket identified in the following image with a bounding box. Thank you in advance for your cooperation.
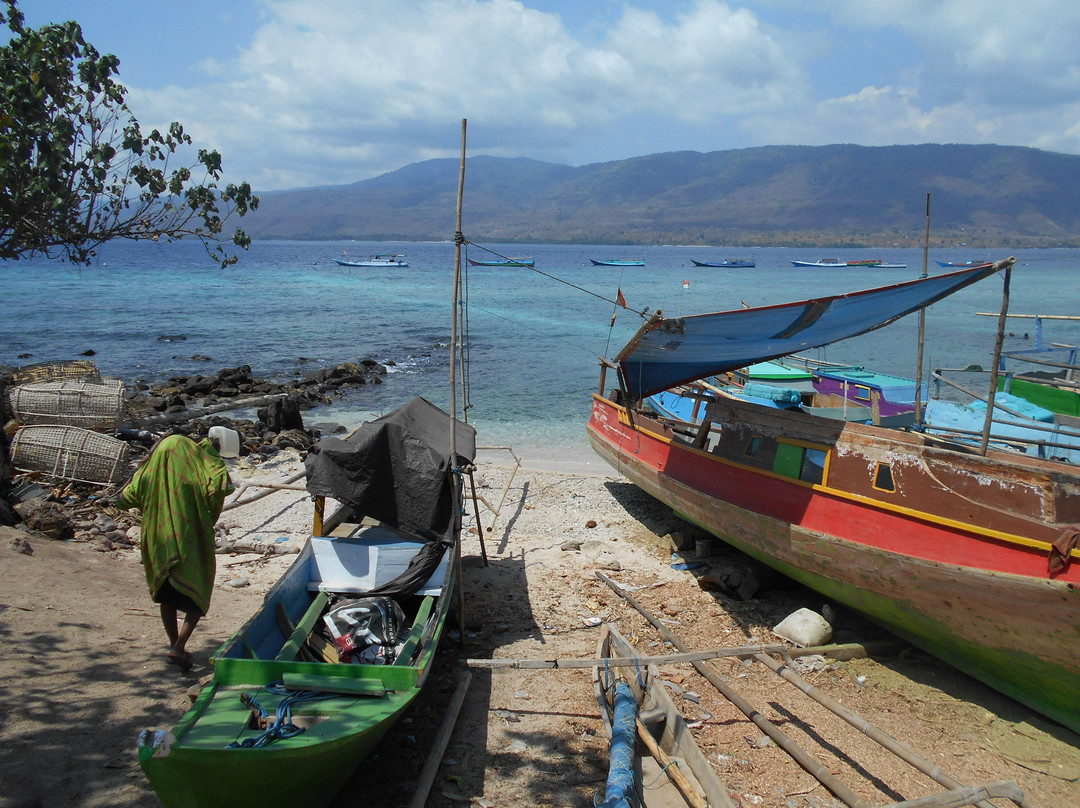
[8,378,125,430]
[10,359,101,385]
[11,425,129,485]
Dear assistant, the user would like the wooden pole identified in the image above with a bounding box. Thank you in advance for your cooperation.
[980,266,1012,456]
[464,640,890,669]
[634,719,708,808]
[408,669,472,808]
[914,192,930,427]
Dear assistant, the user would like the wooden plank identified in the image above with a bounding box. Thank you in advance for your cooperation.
[306,629,340,663]
[395,596,435,665]
[282,671,386,697]
[275,592,328,662]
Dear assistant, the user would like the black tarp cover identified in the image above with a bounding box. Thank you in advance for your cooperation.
[304,397,476,598]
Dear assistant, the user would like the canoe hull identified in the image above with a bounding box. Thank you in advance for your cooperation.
[140,532,457,808]
[587,393,1080,733]
[139,684,418,808]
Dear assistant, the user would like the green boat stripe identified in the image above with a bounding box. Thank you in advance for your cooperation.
[395,596,434,665]
[282,672,386,697]
[276,592,329,662]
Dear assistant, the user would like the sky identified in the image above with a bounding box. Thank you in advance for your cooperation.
[17,0,1080,192]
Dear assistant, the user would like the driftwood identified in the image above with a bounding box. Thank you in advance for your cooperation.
[222,470,307,513]
[215,536,299,555]
[123,394,287,428]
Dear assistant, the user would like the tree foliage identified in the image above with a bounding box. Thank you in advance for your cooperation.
[0,0,258,266]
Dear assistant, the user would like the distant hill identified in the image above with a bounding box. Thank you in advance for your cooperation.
[242,144,1080,248]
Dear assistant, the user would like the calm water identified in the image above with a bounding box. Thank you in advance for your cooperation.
[4,241,1079,466]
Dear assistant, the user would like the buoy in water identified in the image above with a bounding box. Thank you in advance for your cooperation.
[683,279,690,289]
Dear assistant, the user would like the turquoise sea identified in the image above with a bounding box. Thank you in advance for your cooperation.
[3,241,1079,467]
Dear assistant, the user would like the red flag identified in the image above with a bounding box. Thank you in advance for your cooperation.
[615,287,627,308]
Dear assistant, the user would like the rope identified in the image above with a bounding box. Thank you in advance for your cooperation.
[463,239,648,318]
[227,682,338,749]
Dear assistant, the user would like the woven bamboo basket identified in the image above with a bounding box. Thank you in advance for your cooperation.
[9,378,125,429]
[11,425,129,485]
[10,359,101,385]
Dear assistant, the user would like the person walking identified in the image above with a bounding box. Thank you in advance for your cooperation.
[116,430,236,669]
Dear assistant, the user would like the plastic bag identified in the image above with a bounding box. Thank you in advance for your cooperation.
[321,596,406,664]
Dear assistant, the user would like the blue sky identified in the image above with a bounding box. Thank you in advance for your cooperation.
[18,0,1080,191]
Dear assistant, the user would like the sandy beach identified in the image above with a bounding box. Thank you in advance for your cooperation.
[2,446,1079,808]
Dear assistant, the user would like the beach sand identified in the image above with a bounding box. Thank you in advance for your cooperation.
[1,448,1078,808]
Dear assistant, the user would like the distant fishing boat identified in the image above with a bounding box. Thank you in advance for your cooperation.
[590,258,645,267]
[466,257,535,267]
[334,253,408,267]
[790,258,846,267]
[846,259,883,266]
[690,258,755,268]
[875,262,908,268]
[936,259,990,268]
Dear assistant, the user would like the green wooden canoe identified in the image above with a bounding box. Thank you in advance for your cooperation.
[139,397,476,808]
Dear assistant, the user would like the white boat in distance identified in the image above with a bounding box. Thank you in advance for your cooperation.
[334,253,408,267]
[791,258,846,267]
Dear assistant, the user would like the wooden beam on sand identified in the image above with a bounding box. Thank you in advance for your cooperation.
[465,640,893,670]
[408,669,472,808]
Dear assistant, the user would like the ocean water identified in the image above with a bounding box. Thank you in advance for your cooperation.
[3,241,1079,467]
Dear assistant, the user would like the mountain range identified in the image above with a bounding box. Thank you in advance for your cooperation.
[242,144,1080,248]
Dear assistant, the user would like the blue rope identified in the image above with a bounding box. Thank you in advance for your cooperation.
[227,681,338,749]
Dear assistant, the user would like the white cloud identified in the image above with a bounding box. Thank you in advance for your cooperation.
[121,0,1080,190]
[129,0,807,188]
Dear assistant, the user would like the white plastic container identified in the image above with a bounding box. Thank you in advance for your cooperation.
[207,426,240,458]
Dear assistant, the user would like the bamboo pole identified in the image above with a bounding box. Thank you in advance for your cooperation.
[754,652,998,808]
[596,572,872,808]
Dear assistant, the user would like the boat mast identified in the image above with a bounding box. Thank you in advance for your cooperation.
[980,263,1013,455]
[450,118,467,446]
[914,192,930,427]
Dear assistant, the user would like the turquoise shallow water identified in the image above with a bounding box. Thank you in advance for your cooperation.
[3,241,1079,466]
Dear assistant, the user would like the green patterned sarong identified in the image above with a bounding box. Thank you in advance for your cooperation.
[118,435,234,615]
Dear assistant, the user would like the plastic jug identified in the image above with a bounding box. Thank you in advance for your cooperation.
[207,426,240,458]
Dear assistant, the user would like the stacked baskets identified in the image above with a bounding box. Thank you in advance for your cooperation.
[7,362,130,485]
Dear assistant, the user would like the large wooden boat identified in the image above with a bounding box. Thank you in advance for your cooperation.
[138,397,476,808]
[587,259,1080,734]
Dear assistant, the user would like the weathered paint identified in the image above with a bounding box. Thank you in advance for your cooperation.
[588,393,1080,734]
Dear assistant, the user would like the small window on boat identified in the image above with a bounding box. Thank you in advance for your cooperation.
[744,436,764,457]
[873,462,895,492]
[773,440,828,484]
[854,385,872,402]
[800,448,826,485]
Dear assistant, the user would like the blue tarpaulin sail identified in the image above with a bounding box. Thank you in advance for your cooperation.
[614,263,1003,401]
